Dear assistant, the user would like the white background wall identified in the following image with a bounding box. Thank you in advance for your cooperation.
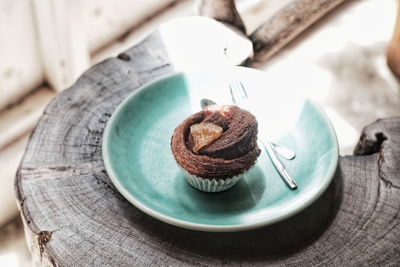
[0,0,176,110]
[0,0,43,110]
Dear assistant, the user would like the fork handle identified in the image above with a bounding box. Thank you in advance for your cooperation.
[262,140,297,189]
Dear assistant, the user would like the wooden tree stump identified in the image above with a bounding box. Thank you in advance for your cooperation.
[15,2,400,266]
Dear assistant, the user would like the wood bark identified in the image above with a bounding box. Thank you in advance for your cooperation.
[15,27,400,265]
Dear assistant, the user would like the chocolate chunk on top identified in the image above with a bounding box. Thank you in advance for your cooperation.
[190,122,223,153]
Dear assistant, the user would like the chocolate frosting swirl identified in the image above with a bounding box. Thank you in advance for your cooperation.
[171,105,261,179]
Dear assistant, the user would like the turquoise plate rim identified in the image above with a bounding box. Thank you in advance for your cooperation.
[102,68,339,232]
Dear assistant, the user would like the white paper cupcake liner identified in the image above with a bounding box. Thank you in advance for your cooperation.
[180,167,246,193]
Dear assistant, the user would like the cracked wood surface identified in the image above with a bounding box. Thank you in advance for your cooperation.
[15,27,400,265]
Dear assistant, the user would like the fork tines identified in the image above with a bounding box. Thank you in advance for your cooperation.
[229,81,248,105]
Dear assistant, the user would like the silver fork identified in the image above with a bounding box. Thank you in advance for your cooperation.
[229,81,297,190]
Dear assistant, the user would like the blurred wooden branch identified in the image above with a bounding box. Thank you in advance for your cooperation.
[197,0,350,65]
[387,0,400,79]
[249,0,349,64]
[197,0,246,33]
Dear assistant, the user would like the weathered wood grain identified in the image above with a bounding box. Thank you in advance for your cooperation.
[15,26,400,265]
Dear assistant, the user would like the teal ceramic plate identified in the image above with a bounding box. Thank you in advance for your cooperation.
[103,67,339,232]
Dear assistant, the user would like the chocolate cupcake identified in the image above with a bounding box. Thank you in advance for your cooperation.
[171,104,261,192]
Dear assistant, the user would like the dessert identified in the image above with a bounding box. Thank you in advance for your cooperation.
[171,104,261,192]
